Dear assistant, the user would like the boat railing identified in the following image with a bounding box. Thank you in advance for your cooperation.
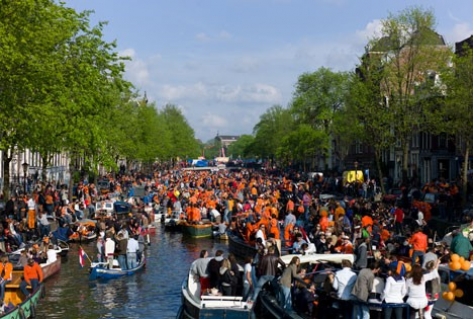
[201,295,243,302]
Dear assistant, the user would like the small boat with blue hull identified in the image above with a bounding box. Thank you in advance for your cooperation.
[89,255,146,281]
[180,257,255,319]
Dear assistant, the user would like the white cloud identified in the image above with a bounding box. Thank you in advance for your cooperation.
[355,19,383,43]
[120,48,151,87]
[443,23,473,45]
[196,32,210,42]
[201,113,228,128]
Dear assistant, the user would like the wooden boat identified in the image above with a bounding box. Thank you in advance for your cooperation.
[68,219,97,243]
[89,254,146,281]
[181,222,213,238]
[180,257,254,319]
[2,279,44,319]
[8,254,62,282]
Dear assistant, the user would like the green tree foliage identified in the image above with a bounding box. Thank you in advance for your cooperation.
[252,105,293,161]
[374,6,451,184]
[226,135,255,159]
[438,42,473,201]
[160,104,200,159]
[278,124,328,171]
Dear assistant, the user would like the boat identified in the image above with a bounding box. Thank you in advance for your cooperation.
[228,232,258,260]
[89,254,146,281]
[180,257,255,319]
[432,263,473,319]
[68,219,97,243]
[162,211,184,231]
[255,253,356,319]
[181,221,213,238]
[2,279,44,319]
[9,253,62,282]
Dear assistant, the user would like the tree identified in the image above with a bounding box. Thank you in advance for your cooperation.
[252,105,293,164]
[226,135,255,159]
[290,68,350,169]
[160,104,200,160]
[438,41,473,203]
[374,6,451,184]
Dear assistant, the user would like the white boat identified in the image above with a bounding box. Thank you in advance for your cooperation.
[280,252,354,266]
[180,257,254,319]
[432,263,473,319]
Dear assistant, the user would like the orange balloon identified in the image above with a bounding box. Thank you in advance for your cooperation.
[446,291,455,301]
[450,261,462,271]
[461,261,471,271]
[442,291,449,300]
[459,256,465,264]
[448,282,457,291]
[454,289,464,298]
[451,254,460,262]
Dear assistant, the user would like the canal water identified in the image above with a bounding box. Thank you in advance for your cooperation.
[36,225,229,319]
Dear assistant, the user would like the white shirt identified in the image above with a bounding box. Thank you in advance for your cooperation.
[383,276,406,303]
[105,238,115,256]
[27,198,36,210]
[332,267,357,300]
[255,229,266,247]
[406,270,439,309]
[127,238,139,253]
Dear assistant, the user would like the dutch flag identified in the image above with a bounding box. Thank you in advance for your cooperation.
[79,247,87,268]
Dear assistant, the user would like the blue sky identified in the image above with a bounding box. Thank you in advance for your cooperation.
[65,0,472,143]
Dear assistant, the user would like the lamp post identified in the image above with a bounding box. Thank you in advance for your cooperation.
[22,162,29,195]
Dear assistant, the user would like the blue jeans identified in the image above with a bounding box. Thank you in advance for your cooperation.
[412,250,424,265]
[40,224,50,238]
[251,275,274,301]
[20,278,39,297]
[127,252,137,269]
[0,280,10,301]
[118,254,127,270]
[279,285,292,310]
[243,281,252,301]
[353,303,370,319]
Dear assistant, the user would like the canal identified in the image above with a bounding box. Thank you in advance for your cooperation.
[36,225,229,319]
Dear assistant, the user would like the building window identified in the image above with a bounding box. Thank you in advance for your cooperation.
[439,133,447,149]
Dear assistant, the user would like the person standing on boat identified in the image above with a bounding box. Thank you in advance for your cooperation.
[351,262,380,319]
[242,256,254,301]
[328,259,357,319]
[126,235,140,269]
[0,255,13,303]
[116,233,128,270]
[206,250,224,290]
[104,236,116,269]
[279,256,307,311]
[190,250,210,295]
[249,245,285,304]
[20,258,43,297]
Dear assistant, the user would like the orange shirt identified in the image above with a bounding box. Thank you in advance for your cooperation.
[409,231,428,252]
[0,262,13,281]
[23,262,44,285]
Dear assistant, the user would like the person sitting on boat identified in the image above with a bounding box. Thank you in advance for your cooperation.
[20,258,43,297]
[294,282,317,316]
[255,224,267,247]
[0,255,13,303]
[46,244,58,263]
[292,233,307,254]
[335,235,354,254]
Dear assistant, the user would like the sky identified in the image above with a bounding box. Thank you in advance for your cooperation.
[65,0,472,143]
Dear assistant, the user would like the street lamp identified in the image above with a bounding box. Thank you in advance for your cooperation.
[22,162,29,194]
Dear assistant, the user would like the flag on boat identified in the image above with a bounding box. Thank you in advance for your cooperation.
[79,247,87,267]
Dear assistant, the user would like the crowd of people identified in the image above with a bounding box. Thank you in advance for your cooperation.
[0,167,471,318]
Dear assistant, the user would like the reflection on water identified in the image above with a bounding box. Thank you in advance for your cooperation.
[36,226,229,319]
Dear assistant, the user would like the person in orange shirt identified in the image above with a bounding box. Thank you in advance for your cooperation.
[409,227,428,265]
[0,255,13,302]
[335,235,354,254]
[269,214,280,240]
[20,258,43,297]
